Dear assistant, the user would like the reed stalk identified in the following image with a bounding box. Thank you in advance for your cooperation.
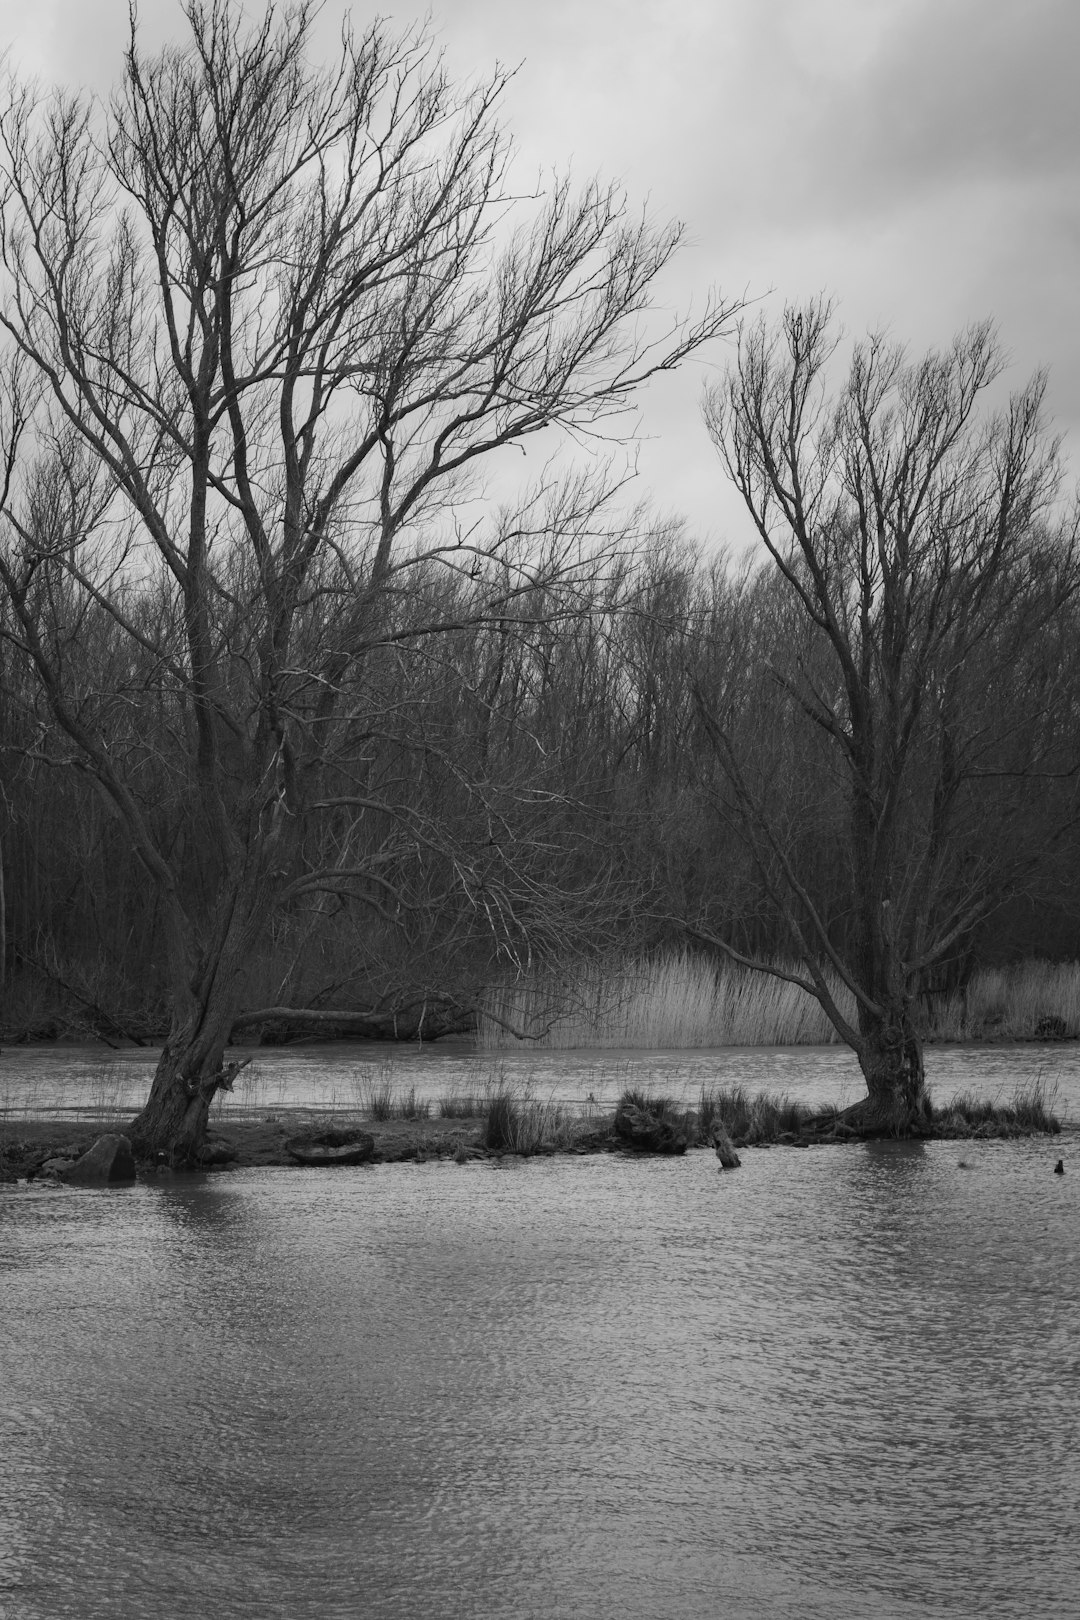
[480,952,1080,1049]
[479,951,851,1049]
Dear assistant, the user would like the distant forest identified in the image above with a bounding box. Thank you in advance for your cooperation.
[3,519,1078,1045]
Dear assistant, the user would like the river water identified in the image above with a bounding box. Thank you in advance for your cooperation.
[2,1045,1079,1619]
[3,1038,1079,1121]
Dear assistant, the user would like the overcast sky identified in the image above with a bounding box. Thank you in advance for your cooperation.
[2,0,1077,552]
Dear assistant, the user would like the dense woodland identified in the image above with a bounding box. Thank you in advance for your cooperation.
[0,2,1078,1154]
[3,515,1079,1045]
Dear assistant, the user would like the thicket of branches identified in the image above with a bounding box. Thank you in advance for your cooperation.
[4,521,1079,1044]
[0,0,740,1154]
[695,304,1080,1122]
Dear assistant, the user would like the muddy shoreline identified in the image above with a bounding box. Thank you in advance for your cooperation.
[1,1115,615,1180]
[3,1106,1072,1183]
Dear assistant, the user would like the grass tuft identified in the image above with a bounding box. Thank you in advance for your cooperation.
[394,1085,430,1120]
[482,1081,598,1154]
[437,1091,487,1119]
[358,1077,395,1120]
[932,1079,1061,1137]
[483,1085,519,1150]
[698,1083,813,1146]
[618,1087,678,1122]
[352,1076,431,1120]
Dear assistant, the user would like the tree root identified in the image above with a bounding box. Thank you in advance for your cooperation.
[799,1095,934,1142]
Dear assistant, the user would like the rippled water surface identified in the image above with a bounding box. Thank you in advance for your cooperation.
[4,1038,1080,1120]
[2,1132,1078,1619]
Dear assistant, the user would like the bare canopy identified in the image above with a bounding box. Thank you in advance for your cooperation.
[696,300,1079,1130]
[0,0,738,1158]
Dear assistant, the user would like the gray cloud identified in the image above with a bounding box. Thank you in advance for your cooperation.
[806,0,1080,212]
[0,0,1076,545]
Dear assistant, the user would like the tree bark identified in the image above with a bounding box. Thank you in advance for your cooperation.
[854,1007,931,1134]
[127,1006,244,1163]
[127,900,258,1161]
[127,1050,218,1165]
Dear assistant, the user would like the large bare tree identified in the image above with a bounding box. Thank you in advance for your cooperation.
[0,1,737,1158]
[695,301,1080,1131]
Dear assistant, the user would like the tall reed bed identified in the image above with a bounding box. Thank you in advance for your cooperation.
[481,951,1080,1049]
[922,961,1080,1042]
[479,951,852,1049]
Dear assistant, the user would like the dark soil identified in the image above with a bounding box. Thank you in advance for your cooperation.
[2,1106,1070,1183]
[0,1115,501,1179]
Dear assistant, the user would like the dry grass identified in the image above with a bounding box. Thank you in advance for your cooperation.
[437,1091,487,1119]
[355,1075,395,1119]
[479,951,852,1049]
[697,1083,813,1145]
[481,951,1080,1049]
[932,1079,1062,1137]
[482,1082,601,1154]
[922,961,1080,1042]
[350,1076,431,1120]
[393,1085,431,1120]
[84,1063,130,1127]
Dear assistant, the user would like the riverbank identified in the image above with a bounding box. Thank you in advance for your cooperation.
[1,1116,490,1180]
[1,1079,1068,1182]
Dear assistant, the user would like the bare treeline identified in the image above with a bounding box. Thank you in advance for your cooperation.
[4,504,1078,1025]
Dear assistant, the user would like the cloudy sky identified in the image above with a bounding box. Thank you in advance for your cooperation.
[2,0,1077,551]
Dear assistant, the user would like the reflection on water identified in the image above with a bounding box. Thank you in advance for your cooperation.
[2,1138,1077,1619]
[2,1039,1079,1122]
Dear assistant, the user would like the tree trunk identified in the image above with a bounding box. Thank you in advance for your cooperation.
[855,1008,931,1135]
[128,977,247,1163]
[127,873,270,1161]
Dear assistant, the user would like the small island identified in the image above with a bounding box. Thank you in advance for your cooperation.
[2,1079,1065,1183]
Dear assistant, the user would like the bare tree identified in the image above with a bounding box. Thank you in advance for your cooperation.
[696,300,1080,1130]
[0,0,738,1158]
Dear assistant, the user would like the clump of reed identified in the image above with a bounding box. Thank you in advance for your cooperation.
[617,1086,682,1123]
[482,1082,596,1154]
[356,1075,394,1119]
[697,1082,813,1146]
[932,1079,1062,1137]
[355,1076,430,1120]
[613,1087,697,1154]
[478,950,852,1050]
[437,1091,487,1119]
[393,1085,430,1120]
[480,950,1080,1050]
[609,1082,811,1149]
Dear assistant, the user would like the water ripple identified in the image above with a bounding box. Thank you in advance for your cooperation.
[2,1139,1077,1618]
